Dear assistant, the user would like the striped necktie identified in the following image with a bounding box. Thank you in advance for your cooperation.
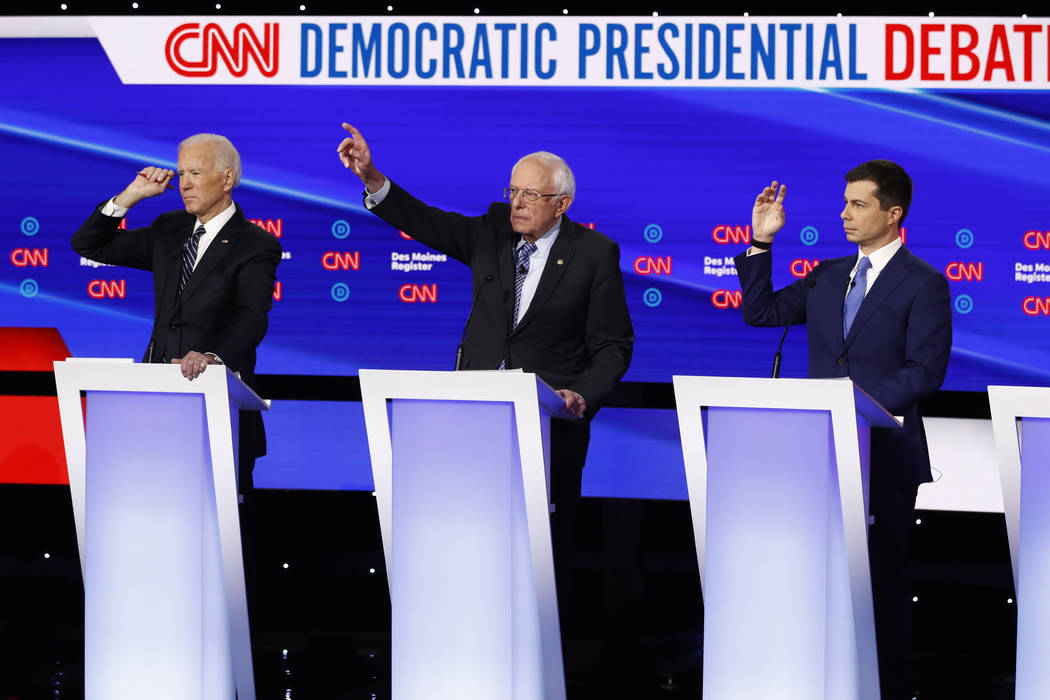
[178,225,206,295]
[512,241,538,328]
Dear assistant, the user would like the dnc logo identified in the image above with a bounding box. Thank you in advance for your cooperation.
[165,22,279,78]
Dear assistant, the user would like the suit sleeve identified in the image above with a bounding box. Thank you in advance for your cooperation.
[864,273,952,414]
[369,180,477,263]
[207,233,282,373]
[570,242,635,413]
[71,202,156,271]
[733,249,810,327]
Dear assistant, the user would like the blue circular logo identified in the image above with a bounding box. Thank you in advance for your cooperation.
[20,216,40,236]
[955,229,974,249]
[954,294,973,314]
[331,220,351,239]
[20,279,39,297]
[643,224,663,243]
[643,287,662,307]
[800,226,819,246]
[330,283,350,302]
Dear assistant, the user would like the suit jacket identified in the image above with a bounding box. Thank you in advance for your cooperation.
[371,180,634,416]
[734,245,952,485]
[72,201,282,463]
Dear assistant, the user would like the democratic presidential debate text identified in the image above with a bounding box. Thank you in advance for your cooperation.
[77,16,1050,87]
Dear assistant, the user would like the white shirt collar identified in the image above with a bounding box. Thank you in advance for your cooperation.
[517,217,561,255]
[853,236,902,276]
[195,201,237,237]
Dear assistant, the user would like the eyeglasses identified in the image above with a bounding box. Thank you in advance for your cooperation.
[503,187,563,203]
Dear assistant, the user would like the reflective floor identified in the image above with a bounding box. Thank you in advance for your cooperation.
[0,485,1015,699]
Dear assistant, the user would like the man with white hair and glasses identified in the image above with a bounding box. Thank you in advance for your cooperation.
[338,122,634,642]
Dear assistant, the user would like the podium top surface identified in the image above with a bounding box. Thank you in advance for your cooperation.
[672,375,901,429]
[358,368,571,419]
[988,385,1050,419]
[53,359,269,411]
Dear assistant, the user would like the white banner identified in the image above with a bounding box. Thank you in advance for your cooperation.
[9,16,1050,87]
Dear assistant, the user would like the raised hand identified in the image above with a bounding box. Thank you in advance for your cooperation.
[751,181,786,243]
[113,166,175,209]
[337,123,385,193]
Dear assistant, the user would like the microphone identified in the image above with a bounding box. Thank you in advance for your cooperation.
[771,269,820,379]
[454,274,494,370]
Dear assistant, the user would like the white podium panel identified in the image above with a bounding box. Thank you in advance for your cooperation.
[673,376,899,700]
[988,385,1050,700]
[359,369,566,700]
[53,360,267,700]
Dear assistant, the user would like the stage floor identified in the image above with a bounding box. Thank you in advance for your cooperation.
[0,485,1015,699]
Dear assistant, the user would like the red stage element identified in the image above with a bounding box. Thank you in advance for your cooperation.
[0,328,73,484]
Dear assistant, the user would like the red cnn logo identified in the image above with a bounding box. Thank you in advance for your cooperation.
[88,280,126,299]
[249,218,283,238]
[711,289,742,309]
[399,284,438,303]
[272,281,281,301]
[945,262,983,281]
[1023,297,1050,316]
[712,225,751,245]
[11,248,49,267]
[790,259,820,278]
[399,230,414,241]
[118,218,127,230]
[322,252,361,271]
[1024,231,1050,250]
[633,256,672,275]
[165,22,279,78]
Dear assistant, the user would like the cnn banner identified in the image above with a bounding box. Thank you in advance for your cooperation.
[66,16,1050,87]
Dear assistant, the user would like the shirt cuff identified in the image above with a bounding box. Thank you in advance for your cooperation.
[364,178,391,210]
[101,198,129,218]
[746,246,770,256]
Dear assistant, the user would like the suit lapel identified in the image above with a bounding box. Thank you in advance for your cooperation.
[813,256,853,350]
[497,230,517,330]
[178,209,244,304]
[512,217,577,334]
[844,246,915,347]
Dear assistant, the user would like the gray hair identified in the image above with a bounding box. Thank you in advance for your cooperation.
[178,133,242,186]
[513,151,575,199]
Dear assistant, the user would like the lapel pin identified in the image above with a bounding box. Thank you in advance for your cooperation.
[221,239,229,243]
[557,258,564,265]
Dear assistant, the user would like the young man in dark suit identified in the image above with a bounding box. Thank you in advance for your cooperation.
[734,160,952,700]
[337,122,634,634]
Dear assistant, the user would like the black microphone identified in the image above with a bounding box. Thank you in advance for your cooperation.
[771,269,820,378]
[454,274,494,370]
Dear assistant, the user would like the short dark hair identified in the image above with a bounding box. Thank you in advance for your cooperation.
[845,160,912,224]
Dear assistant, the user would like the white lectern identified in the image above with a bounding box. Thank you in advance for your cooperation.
[988,385,1050,700]
[673,376,901,700]
[359,369,567,700]
[53,359,267,700]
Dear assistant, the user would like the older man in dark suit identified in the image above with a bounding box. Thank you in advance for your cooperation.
[734,160,952,700]
[337,122,634,628]
[71,134,281,492]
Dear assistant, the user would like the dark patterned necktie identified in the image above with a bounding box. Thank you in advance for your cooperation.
[512,241,538,328]
[498,241,539,370]
[178,225,206,295]
[843,256,872,337]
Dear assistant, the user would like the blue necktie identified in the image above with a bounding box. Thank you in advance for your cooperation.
[178,225,206,295]
[512,241,538,328]
[843,256,872,337]
[498,241,538,370]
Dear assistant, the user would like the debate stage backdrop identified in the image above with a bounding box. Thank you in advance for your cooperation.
[2,16,1049,495]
